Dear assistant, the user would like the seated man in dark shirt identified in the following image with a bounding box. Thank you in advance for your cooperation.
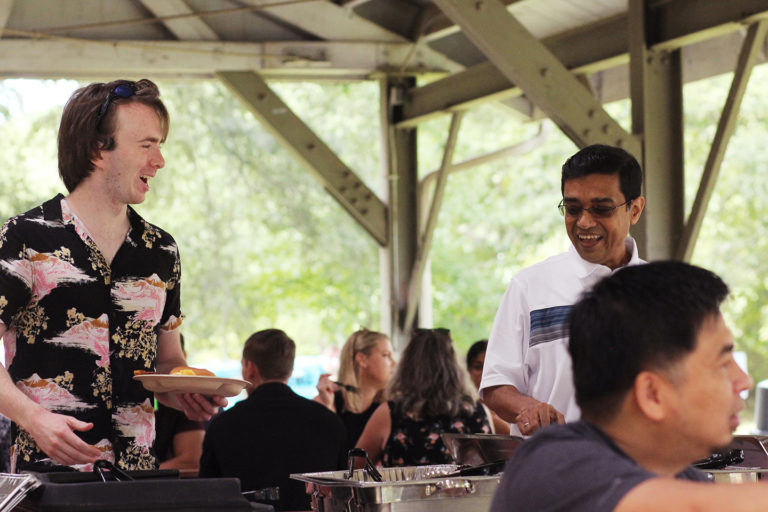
[200,329,346,511]
[491,261,766,512]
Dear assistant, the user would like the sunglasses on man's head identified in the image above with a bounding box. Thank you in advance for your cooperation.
[557,199,632,219]
[95,82,136,129]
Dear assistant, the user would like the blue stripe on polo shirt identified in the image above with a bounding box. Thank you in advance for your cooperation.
[529,305,572,347]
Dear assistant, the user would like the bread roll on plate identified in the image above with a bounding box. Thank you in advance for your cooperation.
[169,366,215,377]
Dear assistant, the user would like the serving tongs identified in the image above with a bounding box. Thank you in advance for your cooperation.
[242,486,280,503]
[692,448,745,470]
[441,459,506,478]
[93,460,135,482]
[346,448,383,482]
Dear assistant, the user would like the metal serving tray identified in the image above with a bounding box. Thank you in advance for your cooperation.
[700,435,768,483]
[440,433,523,466]
[292,464,501,512]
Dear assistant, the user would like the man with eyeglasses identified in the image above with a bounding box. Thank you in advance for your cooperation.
[480,144,646,437]
[0,79,224,472]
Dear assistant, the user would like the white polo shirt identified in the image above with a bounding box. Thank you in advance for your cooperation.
[480,238,643,435]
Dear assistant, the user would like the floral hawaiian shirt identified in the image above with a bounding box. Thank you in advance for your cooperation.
[0,194,183,472]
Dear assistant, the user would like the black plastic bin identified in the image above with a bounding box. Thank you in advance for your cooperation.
[14,470,270,511]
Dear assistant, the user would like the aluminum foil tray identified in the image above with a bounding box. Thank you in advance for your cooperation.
[0,473,41,512]
[292,465,501,512]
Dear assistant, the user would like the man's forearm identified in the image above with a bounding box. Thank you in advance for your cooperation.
[482,384,542,423]
[0,357,44,430]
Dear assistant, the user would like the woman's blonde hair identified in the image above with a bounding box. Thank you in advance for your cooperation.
[337,328,389,413]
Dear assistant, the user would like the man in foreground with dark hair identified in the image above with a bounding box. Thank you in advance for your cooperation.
[481,144,646,436]
[490,261,764,511]
[200,329,346,511]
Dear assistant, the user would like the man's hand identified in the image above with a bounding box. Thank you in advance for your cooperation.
[515,402,564,435]
[22,408,102,466]
[176,393,227,422]
[482,385,565,435]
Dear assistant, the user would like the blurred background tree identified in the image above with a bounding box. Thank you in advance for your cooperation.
[1,71,767,393]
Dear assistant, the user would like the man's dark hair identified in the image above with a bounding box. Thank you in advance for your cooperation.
[568,261,729,422]
[58,78,169,192]
[466,339,488,369]
[243,329,295,381]
[561,144,643,204]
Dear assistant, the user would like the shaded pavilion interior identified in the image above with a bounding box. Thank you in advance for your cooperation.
[2,0,767,345]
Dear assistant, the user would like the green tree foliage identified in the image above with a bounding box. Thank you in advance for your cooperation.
[1,71,768,383]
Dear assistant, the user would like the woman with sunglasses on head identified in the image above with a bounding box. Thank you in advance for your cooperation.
[355,328,493,467]
[314,328,396,450]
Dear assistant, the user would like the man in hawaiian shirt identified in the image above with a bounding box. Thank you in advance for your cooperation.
[0,79,224,471]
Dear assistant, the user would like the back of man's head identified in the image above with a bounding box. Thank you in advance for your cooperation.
[561,144,643,203]
[243,329,295,381]
[568,261,729,422]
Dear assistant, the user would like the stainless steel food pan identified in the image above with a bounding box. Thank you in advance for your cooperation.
[292,464,501,512]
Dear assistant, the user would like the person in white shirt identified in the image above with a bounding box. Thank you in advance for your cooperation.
[480,144,646,436]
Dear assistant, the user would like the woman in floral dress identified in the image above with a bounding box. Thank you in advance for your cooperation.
[356,328,493,467]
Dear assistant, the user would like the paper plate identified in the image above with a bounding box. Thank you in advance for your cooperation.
[133,374,249,397]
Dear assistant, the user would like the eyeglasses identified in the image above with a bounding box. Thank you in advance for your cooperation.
[558,199,632,218]
[95,82,137,129]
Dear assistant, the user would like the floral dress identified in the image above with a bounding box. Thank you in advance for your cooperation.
[382,400,491,467]
[0,195,183,471]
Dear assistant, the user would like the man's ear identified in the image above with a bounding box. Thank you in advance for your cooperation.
[629,196,645,225]
[633,371,668,422]
[242,360,260,382]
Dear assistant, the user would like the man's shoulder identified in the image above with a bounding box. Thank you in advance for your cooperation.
[1,197,64,246]
[509,421,618,467]
[297,394,346,425]
[493,422,653,512]
[127,207,178,247]
[508,250,582,296]
[3,196,59,226]
[516,250,574,278]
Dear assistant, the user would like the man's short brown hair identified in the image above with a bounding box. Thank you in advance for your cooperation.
[57,78,169,192]
[242,329,295,381]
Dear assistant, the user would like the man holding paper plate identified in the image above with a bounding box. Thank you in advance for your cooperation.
[0,79,227,472]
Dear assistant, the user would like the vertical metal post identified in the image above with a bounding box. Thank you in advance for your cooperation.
[379,76,418,349]
[629,0,685,260]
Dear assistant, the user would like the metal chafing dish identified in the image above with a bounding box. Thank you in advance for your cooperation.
[697,435,768,483]
[440,433,523,466]
[292,464,502,512]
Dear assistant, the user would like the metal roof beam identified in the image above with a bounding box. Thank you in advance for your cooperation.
[0,0,13,30]
[676,20,768,261]
[402,0,768,127]
[0,39,461,79]
[629,0,685,261]
[238,0,407,42]
[432,0,640,156]
[403,111,463,331]
[138,0,219,40]
[217,70,388,246]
